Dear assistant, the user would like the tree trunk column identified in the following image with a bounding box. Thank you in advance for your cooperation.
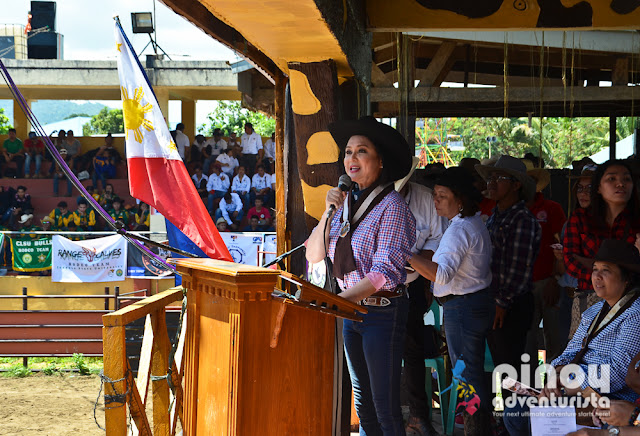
[287,61,342,232]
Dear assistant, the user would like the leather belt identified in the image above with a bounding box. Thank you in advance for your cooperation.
[436,287,489,306]
[359,284,407,307]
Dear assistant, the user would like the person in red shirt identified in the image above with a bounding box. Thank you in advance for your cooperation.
[563,159,640,334]
[524,163,569,366]
[246,196,271,229]
[23,131,45,178]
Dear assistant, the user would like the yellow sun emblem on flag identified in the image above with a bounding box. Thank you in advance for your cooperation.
[122,86,154,143]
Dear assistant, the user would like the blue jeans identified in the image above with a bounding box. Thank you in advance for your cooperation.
[207,191,226,213]
[53,173,72,196]
[214,208,243,224]
[443,289,495,410]
[235,191,250,211]
[24,153,42,176]
[343,294,409,436]
[503,399,531,436]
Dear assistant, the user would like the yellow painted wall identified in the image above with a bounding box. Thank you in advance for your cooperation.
[0,276,174,310]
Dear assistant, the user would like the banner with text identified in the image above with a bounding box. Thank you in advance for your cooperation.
[52,235,127,282]
[220,233,263,266]
[10,237,52,272]
[262,234,277,266]
[126,242,173,279]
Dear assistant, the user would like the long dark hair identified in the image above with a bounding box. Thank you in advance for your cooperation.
[588,159,640,230]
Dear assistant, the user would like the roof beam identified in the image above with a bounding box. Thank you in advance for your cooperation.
[407,31,640,55]
[416,41,456,87]
[371,85,639,103]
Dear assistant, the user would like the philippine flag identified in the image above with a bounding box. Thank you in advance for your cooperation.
[114,20,232,261]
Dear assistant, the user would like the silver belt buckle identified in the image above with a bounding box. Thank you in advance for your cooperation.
[362,297,391,307]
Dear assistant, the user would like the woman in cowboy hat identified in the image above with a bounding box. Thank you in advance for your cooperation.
[505,239,640,435]
[306,116,416,435]
[563,159,640,335]
[408,166,494,434]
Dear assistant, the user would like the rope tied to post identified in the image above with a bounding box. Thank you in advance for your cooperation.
[149,289,188,414]
[94,369,131,431]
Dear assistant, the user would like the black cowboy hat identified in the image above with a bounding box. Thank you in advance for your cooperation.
[593,239,640,273]
[434,167,483,205]
[328,116,413,182]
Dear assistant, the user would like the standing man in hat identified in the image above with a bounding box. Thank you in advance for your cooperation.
[523,161,570,366]
[397,157,447,436]
[475,155,541,379]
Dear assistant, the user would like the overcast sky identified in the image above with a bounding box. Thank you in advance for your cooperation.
[3,0,240,127]
[4,0,237,61]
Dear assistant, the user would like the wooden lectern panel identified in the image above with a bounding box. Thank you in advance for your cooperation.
[172,259,363,436]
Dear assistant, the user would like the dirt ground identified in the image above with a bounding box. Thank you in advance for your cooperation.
[0,374,105,436]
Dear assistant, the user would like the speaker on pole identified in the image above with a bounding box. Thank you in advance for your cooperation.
[30,1,56,31]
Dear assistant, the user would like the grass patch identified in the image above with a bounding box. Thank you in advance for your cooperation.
[3,364,32,378]
[0,357,103,374]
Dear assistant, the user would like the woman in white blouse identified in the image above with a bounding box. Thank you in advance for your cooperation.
[408,166,494,434]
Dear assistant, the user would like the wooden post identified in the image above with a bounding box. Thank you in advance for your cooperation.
[115,286,120,311]
[275,73,288,259]
[397,34,416,152]
[150,309,171,436]
[105,287,110,311]
[22,287,27,368]
[287,61,342,232]
[102,325,128,436]
[610,115,617,160]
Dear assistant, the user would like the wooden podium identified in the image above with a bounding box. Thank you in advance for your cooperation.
[172,259,366,436]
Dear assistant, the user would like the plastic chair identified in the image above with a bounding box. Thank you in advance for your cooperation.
[423,300,451,432]
[424,300,496,435]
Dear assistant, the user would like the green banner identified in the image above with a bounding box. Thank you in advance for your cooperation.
[11,237,52,272]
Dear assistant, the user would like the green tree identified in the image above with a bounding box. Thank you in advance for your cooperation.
[0,108,12,134]
[82,107,124,136]
[64,113,91,120]
[198,101,275,137]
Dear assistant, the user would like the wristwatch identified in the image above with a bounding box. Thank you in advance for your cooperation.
[608,426,620,435]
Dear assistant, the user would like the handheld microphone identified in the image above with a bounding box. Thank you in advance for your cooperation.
[326,174,352,218]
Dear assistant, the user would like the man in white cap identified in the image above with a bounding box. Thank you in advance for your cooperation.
[396,157,447,436]
[475,155,541,382]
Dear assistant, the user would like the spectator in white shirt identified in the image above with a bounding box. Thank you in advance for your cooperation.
[215,192,243,230]
[191,165,209,199]
[203,128,227,173]
[231,166,251,210]
[263,132,276,173]
[251,164,272,207]
[407,167,494,432]
[240,123,263,175]
[216,148,239,178]
[174,123,190,161]
[227,131,240,148]
[206,163,230,212]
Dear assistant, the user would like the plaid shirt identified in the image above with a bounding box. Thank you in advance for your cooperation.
[563,207,640,291]
[327,190,416,291]
[486,201,541,308]
[552,296,640,403]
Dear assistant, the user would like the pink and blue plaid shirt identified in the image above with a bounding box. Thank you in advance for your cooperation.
[327,190,416,291]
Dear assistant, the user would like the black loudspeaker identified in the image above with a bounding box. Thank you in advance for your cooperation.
[27,31,62,59]
[30,1,56,32]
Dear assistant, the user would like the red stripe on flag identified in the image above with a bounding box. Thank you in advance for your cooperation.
[127,157,232,261]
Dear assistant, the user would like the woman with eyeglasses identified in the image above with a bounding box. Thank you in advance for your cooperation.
[563,159,640,335]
